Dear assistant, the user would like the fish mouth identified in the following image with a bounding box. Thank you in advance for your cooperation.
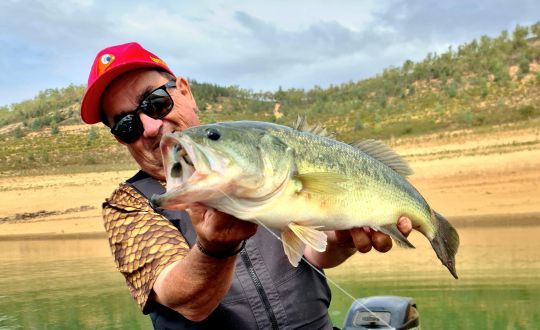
[170,142,195,181]
[159,132,227,192]
[152,132,231,209]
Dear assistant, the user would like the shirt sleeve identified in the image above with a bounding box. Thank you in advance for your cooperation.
[102,183,190,312]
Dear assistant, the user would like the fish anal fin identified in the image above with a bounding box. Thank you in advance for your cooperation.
[281,228,305,267]
[379,224,415,248]
[294,172,348,195]
[288,222,327,253]
[351,139,413,177]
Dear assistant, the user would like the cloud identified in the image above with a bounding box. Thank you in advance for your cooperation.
[0,0,117,103]
[234,12,367,58]
[378,0,540,49]
[181,11,392,86]
[1,0,539,105]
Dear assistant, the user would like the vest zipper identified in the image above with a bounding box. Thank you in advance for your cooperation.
[239,249,280,330]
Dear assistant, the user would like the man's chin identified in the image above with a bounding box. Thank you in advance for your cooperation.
[143,163,165,180]
[130,153,163,177]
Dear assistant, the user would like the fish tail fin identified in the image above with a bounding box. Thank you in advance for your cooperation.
[429,211,460,279]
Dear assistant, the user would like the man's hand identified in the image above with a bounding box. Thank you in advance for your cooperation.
[305,216,413,269]
[332,216,413,253]
[187,204,258,257]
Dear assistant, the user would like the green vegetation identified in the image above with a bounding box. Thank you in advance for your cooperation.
[1,22,540,176]
[192,23,540,142]
[0,84,85,128]
[0,126,137,176]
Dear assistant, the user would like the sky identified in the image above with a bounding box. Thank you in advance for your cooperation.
[1,0,539,106]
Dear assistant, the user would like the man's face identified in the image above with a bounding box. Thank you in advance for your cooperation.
[102,69,200,180]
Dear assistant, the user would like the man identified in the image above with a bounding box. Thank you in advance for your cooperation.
[81,42,412,329]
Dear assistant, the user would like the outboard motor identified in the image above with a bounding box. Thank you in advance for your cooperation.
[342,296,419,330]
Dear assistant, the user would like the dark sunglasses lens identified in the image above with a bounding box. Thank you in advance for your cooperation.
[112,114,144,144]
[144,89,173,118]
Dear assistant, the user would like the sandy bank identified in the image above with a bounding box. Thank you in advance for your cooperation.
[1,127,539,237]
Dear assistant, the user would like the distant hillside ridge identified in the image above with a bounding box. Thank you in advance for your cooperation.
[1,22,539,176]
[2,22,539,138]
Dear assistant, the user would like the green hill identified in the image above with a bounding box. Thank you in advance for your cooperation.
[1,22,539,176]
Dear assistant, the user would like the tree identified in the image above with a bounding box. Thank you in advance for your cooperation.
[531,21,540,39]
[402,59,414,75]
[512,25,529,49]
[444,81,458,98]
[53,111,63,124]
[518,56,530,75]
[492,61,510,85]
[50,122,59,135]
[476,77,489,98]
[30,118,42,130]
[86,127,98,145]
[14,126,24,139]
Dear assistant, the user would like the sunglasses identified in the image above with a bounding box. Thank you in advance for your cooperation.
[110,80,176,144]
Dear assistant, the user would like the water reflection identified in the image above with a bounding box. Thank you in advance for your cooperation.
[1,225,539,329]
[0,238,151,329]
[327,225,540,329]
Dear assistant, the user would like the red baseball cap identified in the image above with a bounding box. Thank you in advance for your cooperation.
[80,42,174,124]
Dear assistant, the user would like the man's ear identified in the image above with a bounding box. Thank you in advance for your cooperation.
[176,76,195,101]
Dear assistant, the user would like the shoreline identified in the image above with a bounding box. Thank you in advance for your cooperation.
[449,212,540,227]
[0,231,107,241]
[1,212,538,241]
[1,127,539,239]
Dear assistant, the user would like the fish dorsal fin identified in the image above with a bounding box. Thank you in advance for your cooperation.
[292,115,335,138]
[351,139,413,177]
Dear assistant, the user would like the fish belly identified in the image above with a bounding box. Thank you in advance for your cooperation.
[251,179,433,237]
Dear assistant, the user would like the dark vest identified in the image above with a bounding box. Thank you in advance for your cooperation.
[127,171,333,330]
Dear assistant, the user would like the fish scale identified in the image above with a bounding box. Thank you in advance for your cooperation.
[267,126,432,232]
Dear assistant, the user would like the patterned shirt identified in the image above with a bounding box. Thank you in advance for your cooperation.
[102,183,190,311]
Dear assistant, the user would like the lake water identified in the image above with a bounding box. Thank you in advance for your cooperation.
[1,224,539,329]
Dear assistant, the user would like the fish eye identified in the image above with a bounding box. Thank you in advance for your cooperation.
[206,128,221,141]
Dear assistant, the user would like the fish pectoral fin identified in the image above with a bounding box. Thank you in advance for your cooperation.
[294,172,348,195]
[379,224,415,248]
[281,228,306,267]
[288,222,328,253]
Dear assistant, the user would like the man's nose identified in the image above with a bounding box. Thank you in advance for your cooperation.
[139,113,162,138]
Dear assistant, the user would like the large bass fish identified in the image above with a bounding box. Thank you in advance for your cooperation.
[151,119,459,278]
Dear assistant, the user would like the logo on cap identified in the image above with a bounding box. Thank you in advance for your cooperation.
[97,54,116,76]
[150,56,167,67]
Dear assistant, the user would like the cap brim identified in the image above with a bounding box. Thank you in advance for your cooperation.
[81,62,174,124]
